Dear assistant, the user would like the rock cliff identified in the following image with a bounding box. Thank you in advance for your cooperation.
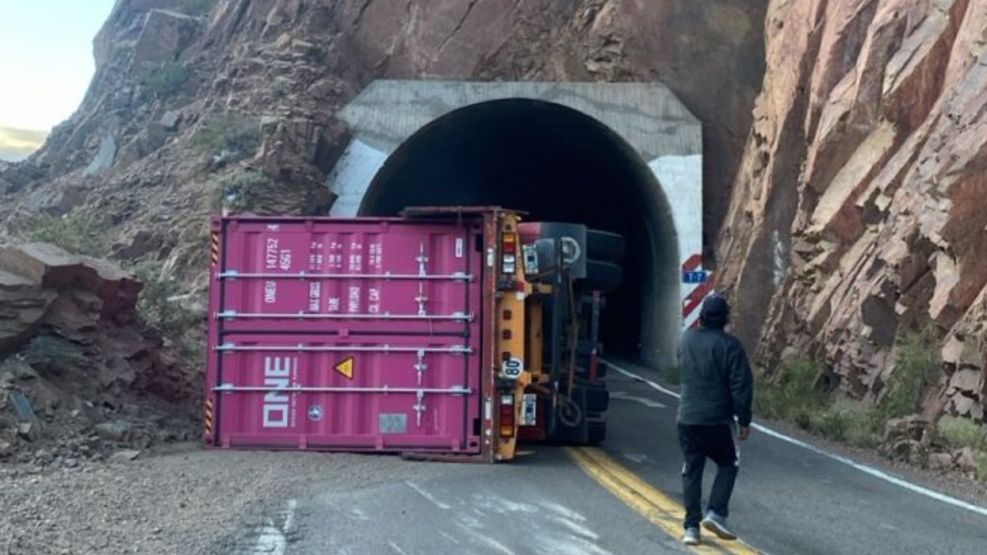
[718,0,986,422]
[0,0,766,282]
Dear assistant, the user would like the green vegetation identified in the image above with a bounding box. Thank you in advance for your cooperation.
[754,357,827,425]
[192,114,262,160]
[757,329,945,451]
[938,416,987,483]
[937,416,987,451]
[143,62,190,98]
[177,0,215,16]
[135,262,203,361]
[26,212,105,257]
[878,330,940,419]
[840,407,885,448]
[217,168,271,213]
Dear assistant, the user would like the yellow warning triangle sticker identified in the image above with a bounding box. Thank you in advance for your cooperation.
[334,357,354,380]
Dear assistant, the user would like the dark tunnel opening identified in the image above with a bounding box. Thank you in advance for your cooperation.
[359,99,679,366]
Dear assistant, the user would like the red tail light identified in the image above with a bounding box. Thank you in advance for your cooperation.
[499,394,516,438]
[502,233,517,254]
[502,233,518,274]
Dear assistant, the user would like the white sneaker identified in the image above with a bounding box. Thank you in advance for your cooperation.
[701,511,737,541]
[682,527,700,545]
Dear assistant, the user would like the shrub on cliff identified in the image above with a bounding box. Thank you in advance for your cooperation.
[26,213,105,257]
[878,329,940,420]
[757,329,945,451]
[218,168,271,213]
[143,62,190,98]
[134,262,203,361]
[192,114,261,161]
[937,416,987,451]
[755,357,827,425]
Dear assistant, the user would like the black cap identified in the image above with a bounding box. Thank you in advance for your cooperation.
[700,294,730,328]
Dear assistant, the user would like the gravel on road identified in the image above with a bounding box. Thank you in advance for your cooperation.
[0,443,424,554]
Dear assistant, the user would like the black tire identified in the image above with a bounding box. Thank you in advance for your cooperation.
[587,230,625,261]
[583,385,610,413]
[587,418,607,445]
[581,260,623,292]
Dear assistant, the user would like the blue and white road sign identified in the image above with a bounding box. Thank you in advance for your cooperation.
[682,270,709,284]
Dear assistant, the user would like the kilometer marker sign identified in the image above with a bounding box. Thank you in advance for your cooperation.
[335,357,355,380]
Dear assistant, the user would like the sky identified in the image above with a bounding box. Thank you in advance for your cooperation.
[0,0,116,161]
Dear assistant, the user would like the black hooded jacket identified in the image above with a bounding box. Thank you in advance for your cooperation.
[676,327,753,427]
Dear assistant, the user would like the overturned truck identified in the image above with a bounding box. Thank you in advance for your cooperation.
[204,207,623,461]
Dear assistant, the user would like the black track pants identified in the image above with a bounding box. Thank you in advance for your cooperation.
[677,423,739,529]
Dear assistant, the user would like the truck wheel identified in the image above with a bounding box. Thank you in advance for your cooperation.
[582,260,623,292]
[558,397,584,427]
[584,384,610,413]
[587,419,607,445]
[587,230,625,261]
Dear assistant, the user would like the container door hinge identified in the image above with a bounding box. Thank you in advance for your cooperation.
[413,390,426,427]
[414,349,427,386]
[415,283,429,316]
[416,242,429,276]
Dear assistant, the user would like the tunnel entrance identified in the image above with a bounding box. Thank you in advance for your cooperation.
[357,99,680,363]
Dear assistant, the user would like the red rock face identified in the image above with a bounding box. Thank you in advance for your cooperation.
[1,0,767,282]
[718,0,987,420]
[0,242,198,462]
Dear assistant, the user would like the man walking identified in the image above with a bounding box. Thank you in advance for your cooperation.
[677,294,753,546]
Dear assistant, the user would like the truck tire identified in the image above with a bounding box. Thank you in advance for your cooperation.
[587,418,607,445]
[587,230,625,261]
[581,260,623,292]
[583,384,610,413]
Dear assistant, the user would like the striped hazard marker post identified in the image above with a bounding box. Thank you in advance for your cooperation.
[681,254,716,329]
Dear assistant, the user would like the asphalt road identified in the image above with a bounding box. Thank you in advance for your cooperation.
[600,362,987,555]
[238,363,987,554]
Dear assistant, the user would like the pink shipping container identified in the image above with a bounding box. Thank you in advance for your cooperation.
[205,215,491,456]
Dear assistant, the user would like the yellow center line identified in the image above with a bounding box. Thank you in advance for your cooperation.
[566,447,761,555]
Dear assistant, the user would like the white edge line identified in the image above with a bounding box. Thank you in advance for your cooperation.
[405,480,452,510]
[604,359,987,519]
[283,499,297,532]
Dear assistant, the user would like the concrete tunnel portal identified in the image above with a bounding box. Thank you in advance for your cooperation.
[359,99,675,358]
[328,81,704,368]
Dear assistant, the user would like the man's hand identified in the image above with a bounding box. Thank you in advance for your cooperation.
[738,426,751,441]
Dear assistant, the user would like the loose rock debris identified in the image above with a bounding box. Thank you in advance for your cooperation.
[0,243,198,466]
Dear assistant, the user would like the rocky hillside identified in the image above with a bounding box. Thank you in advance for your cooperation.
[0,243,197,464]
[718,0,986,423]
[0,0,766,284]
